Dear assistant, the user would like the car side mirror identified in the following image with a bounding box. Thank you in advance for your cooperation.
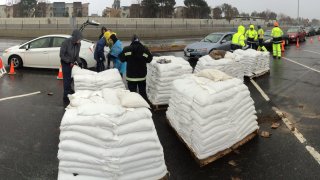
[221,39,227,44]
[26,44,30,50]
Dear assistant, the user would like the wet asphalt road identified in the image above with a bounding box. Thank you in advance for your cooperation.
[0,37,320,180]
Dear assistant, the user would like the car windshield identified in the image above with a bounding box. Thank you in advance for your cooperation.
[201,34,223,43]
[287,28,298,33]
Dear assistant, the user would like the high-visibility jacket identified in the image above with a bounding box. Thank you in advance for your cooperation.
[271,27,283,44]
[245,29,258,41]
[232,25,246,47]
[258,29,264,39]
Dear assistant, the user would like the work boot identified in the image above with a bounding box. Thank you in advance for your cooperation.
[278,56,281,59]
[273,56,277,59]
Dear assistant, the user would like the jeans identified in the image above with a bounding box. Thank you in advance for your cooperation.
[61,62,73,100]
[127,80,147,101]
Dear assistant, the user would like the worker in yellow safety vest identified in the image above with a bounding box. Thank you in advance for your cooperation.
[271,22,283,59]
[245,24,258,49]
[231,25,246,51]
[257,25,268,52]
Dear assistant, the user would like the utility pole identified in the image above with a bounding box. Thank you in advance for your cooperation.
[297,0,300,25]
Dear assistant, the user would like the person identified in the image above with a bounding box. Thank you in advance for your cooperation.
[245,24,258,49]
[231,25,246,51]
[257,25,268,52]
[98,26,107,40]
[104,31,126,76]
[60,29,82,104]
[119,35,153,101]
[271,22,283,59]
[94,35,106,72]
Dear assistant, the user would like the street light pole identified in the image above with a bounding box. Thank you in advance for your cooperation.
[298,0,300,24]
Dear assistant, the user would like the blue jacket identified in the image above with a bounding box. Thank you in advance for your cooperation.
[94,37,106,61]
[110,40,126,74]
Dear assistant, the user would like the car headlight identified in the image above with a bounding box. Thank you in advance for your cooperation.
[3,49,10,54]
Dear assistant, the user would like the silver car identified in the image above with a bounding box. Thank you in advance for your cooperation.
[184,32,234,57]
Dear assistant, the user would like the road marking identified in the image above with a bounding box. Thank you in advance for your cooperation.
[250,79,270,101]
[0,91,41,102]
[306,146,320,165]
[303,50,320,55]
[282,57,320,74]
[250,80,320,165]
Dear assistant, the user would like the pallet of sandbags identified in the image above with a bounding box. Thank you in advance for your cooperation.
[166,117,257,167]
[146,56,193,108]
[58,89,168,180]
[194,54,244,81]
[72,66,125,91]
[166,69,259,167]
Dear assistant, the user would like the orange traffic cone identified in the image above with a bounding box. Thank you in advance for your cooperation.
[281,40,285,52]
[57,65,63,80]
[8,61,16,75]
[296,38,300,48]
[310,37,314,44]
[0,58,6,77]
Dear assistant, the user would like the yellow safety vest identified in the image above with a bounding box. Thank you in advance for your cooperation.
[258,29,264,39]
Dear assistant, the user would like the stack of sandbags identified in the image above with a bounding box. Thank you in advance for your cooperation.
[194,54,244,81]
[146,56,193,105]
[233,49,270,76]
[58,89,167,180]
[72,66,125,91]
[166,69,258,160]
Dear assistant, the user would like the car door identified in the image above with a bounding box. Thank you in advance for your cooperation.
[48,37,67,68]
[24,37,51,68]
[220,34,233,50]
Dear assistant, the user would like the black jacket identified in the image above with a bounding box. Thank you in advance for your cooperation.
[119,41,153,80]
[60,29,82,64]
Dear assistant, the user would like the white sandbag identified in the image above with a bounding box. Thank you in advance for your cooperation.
[77,103,125,116]
[119,92,150,109]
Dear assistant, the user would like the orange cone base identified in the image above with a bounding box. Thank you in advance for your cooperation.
[57,76,63,80]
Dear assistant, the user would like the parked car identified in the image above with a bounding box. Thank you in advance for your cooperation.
[286,27,306,42]
[262,30,289,51]
[314,26,320,35]
[2,35,96,69]
[184,32,234,57]
[304,26,316,36]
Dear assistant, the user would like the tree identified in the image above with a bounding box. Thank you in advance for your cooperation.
[311,18,320,25]
[141,0,158,18]
[221,3,238,23]
[212,6,222,19]
[156,0,176,18]
[19,0,37,17]
[251,11,258,17]
[184,0,210,19]
[240,12,250,17]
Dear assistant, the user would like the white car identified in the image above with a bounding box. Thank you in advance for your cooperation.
[2,34,96,69]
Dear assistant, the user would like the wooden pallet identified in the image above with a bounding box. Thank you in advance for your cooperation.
[151,104,169,111]
[249,69,270,79]
[166,117,258,167]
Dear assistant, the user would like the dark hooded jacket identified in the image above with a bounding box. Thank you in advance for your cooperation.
[60,29,82,64]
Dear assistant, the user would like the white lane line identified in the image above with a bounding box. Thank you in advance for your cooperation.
[303,50,320,55]
[282,57,320,74]
[250,79,270,101]
[306,146,320,165]
[250,80,320,165]
[272,107,307,143]
[0,91,41,102]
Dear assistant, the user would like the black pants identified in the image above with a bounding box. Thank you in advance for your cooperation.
[95,54,105,72]
[61,61,73,100]
[127,80,147,101]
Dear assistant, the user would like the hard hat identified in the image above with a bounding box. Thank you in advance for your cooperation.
[250,25,254,29]
[274,22,279,27]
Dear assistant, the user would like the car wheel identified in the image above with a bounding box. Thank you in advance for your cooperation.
[80,58,88,69]
[9,55,23,68]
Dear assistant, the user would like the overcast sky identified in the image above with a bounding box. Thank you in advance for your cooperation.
[0,0,316,19]
[90,0,319,19]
